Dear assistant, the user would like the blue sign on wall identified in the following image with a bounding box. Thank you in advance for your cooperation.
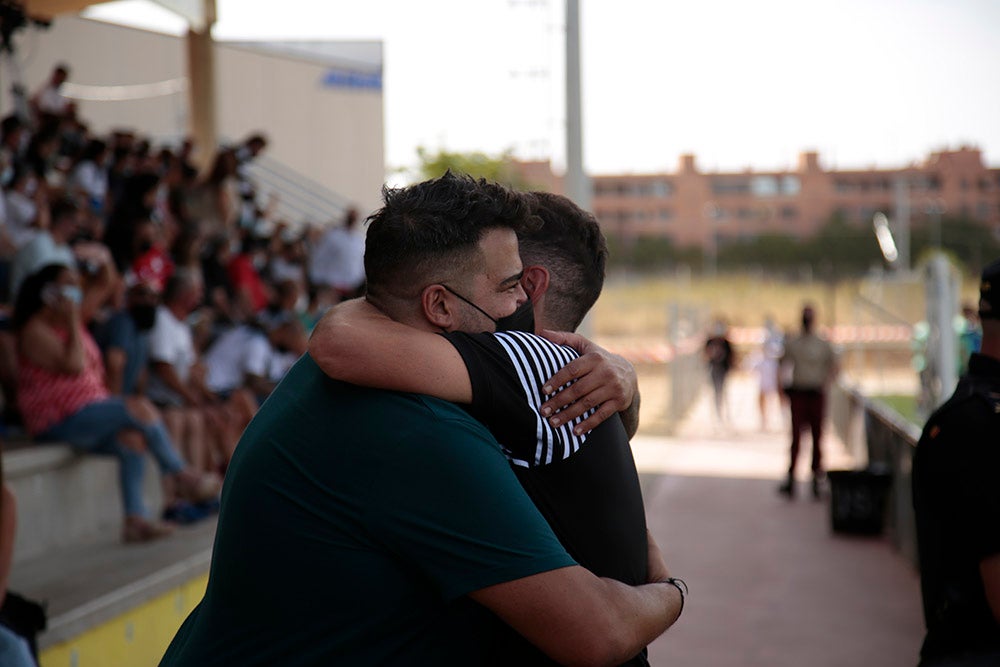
[321,69,383,90]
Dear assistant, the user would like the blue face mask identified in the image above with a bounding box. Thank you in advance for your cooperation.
[442,286,535,333]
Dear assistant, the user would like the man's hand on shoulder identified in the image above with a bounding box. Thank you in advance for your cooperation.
[538,330,640,438]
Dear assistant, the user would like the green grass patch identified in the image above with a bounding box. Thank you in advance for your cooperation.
[872,394,922,426]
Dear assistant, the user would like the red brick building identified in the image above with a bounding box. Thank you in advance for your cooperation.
[516,146,1000,250]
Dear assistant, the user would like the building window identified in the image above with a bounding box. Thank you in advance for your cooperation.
[780,206,797,220]
[781,176,801,195]
[651,180,673,197]
[834,180,855,194]
[977,202,990,220]
[710,179,750,195]
[658,208,673,221]
[737,207,753,219]
[751,176,779,197]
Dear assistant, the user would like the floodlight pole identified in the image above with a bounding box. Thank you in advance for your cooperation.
[565,0,589,211]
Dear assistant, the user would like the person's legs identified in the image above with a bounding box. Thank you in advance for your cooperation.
[41,400,149,518]
[808,393,826,497]
[780,392,806,497]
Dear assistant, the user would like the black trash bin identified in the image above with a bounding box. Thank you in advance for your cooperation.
[827,465,892,535]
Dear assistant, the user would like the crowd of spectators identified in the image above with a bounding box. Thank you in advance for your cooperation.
[0,63,367,543]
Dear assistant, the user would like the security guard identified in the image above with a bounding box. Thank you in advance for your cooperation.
[913,258,1000,666]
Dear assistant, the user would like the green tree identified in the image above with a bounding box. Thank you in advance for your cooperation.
[412,146,535,190]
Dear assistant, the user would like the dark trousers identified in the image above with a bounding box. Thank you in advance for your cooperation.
[787,389,825,477]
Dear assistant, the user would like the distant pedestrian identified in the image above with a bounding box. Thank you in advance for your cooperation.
[777,304,838,499]
[913,258,1000,666]
[750,315,784,431]
[704,318,735,426]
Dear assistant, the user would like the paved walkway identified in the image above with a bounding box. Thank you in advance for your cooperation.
[633,372,925,666]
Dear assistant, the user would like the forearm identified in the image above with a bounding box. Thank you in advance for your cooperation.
[473,566,682,667]
[308,299,471,401]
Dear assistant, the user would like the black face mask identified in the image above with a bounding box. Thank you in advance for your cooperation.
[442,286,535,333]
[129,303,158,331]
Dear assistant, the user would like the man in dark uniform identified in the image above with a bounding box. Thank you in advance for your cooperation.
[913,258,1000,666]
[310,191,663,665]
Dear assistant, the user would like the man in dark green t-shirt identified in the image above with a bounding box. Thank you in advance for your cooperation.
[160,174,682,666]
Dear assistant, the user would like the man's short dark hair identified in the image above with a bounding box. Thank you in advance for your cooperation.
[520,191,607,331]
[364,172,535,309]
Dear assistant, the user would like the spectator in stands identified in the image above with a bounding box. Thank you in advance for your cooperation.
[0,454,34,667]
[227,234,271,316]
[23,123,61,186]
[147,269,236,474]
[4,166,49,251]
[200,232,238,326]
[67,138,109,222]
[0,115,27,184]
[29,64,75,122]
[13,263,218,542]
[104,171,162,272]
[268,229,307,288]
[187,148,239,236]
[9,196,79,299]
[94,280,159,396]
[202,319,272,410]
[233,133,267,230]
[307,206,365,301]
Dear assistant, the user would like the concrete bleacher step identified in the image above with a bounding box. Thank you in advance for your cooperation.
[5,443,217,662]
[7,442,165,564]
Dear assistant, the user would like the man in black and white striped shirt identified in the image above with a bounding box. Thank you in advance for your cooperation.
[311,192,661,666]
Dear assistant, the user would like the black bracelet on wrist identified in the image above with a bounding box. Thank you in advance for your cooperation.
[659,577,688,618]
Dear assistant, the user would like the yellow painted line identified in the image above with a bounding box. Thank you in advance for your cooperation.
[40,575,207,667]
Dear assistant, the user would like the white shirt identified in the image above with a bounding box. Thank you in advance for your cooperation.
[4,190,39,249]
[146,305,197,406]
[308,226,365,290]
[203,325,273,393]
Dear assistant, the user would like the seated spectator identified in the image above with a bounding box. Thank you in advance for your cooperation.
[147,269,239,474]
[29,64,75,123]
[227,234,271,316]
[13,264,219,542]
[66,138,109,223]
[9,196,79,299]
[200,232,238,326]
[307,206,365,301]
[4,166,49,251]
[93,279,159,396]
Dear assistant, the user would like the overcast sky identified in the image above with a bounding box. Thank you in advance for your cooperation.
[85,0,1000,176]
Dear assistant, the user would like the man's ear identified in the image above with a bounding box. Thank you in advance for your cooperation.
[421,284,457,330]
[521,265,550,301]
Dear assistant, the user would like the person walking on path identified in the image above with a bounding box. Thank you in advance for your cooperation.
[777,304,838,499]
[703,318,735,427]
[913,258,1000,666]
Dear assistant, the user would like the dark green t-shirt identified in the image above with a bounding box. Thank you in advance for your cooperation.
[160,355,575,666]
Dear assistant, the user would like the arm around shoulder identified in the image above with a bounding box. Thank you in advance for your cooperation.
[307,298,472,402]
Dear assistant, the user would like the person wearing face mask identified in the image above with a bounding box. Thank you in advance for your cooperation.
[93,280,161,397]
[12,264,219,543]
[308,190,658,666]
